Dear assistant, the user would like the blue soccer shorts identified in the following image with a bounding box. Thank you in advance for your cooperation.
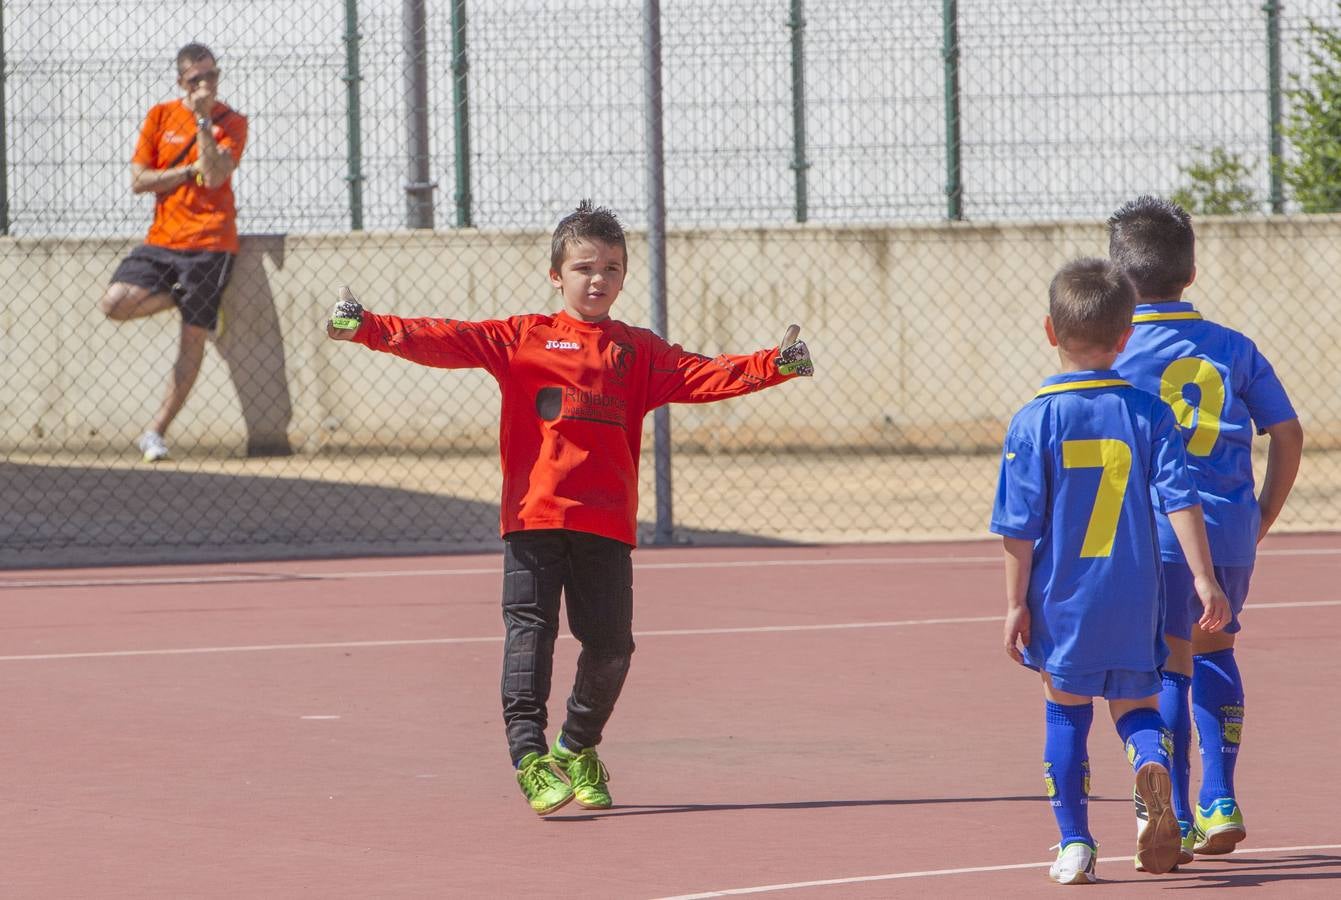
[1162,562,1253,640]
[1047,668,1162,701]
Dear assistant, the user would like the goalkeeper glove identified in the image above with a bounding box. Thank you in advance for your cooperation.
[775,324,813,376]
[328,286,364,335]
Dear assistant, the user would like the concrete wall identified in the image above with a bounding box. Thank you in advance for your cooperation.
[2,217,1337,455]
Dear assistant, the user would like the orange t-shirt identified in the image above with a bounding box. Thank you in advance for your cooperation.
[354,310,794,546]
[132,100,248,253]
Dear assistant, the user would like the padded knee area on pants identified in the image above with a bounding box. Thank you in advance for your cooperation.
[573,650,632,700]
[579,649,631,677]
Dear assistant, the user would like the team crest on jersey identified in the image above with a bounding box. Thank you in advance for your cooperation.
[545,339,580,351]
[608,341,635,384]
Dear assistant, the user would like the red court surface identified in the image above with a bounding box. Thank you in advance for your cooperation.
[3,534,1339,898]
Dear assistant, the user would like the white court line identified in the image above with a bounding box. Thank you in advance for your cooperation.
[1,600,1337,663]
[1,544,1334,590]
[0,616,999,662]
[650,843,1341,899]
[0,635,500,662]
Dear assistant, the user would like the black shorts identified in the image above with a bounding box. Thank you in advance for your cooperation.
[110,244,234,330]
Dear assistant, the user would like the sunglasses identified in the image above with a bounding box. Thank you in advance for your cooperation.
[181,69,220,88]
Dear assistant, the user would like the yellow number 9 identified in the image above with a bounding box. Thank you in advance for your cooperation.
[1160,357,1226,456]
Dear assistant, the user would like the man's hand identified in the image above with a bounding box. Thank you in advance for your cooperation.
[187,85,215,120]
[776,324,813,376]
[327,286,364,340]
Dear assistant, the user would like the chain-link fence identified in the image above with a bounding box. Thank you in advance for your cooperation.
[3,1,1340,566]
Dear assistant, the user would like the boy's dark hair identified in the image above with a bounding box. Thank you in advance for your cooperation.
[177,43,216,72]
[1049,257,1136,349]
[1107,195,1195,299]
[550,200,627,271]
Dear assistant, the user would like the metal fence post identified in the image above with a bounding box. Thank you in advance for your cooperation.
[788,0,809,224]
[403,0,435,228]
[0,0,9,235]
[942,0,963,221]
[1266,0,1284,214]
[343,0,365,231]
[450,0,473,228]
[643,0,673,545]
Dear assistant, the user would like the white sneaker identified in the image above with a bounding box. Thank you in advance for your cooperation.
[1049,841,1097,885]
[137,430,169,462]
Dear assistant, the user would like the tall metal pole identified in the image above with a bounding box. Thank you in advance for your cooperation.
[942,0,963,220]
[788,0,809,223]
[450,0,473,227]
[403,0,435,228]
[1266,0,1284,214]
[343,0,365,231]
[643,0,673,545]
[0,0,9,235]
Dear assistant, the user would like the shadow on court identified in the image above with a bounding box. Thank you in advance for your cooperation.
[0,461,498,568]
[542,793,1138,822]
[1170,853,1341,887]
[0,462,794,568]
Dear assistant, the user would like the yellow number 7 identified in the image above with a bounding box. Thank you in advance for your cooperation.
[1062,439,1132,558]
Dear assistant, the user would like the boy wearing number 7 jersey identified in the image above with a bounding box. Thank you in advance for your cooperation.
[991,258,1230,884]
[1110,196,1303,858]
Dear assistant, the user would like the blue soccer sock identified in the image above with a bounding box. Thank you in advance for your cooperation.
[1115,707,1172,773]
[1193,648,1245,806]
[1044,700,1095,848]
[1158,671,1194,824]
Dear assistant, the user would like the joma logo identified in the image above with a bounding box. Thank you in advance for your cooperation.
[545,339,580,350]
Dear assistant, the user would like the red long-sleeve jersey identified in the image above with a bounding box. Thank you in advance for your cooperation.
[353,309,793,545]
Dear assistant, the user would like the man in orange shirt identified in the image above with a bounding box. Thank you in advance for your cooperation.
[99,43,248,462]
[327,201,813,815]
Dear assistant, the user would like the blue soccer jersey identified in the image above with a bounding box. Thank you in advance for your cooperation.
[1115,301,1297,566]
[990,370,1201,678]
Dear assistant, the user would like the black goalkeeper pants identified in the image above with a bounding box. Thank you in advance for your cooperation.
[501,529,635,765]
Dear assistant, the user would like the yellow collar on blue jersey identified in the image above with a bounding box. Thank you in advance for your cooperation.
[1132,301,1202,324]
[1034,378,1131,397]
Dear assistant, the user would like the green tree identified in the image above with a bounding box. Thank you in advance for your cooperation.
[1171,147,1259,215]
[1282,10,1341,213]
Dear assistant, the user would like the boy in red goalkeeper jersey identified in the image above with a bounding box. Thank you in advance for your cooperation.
[326,201,813,815]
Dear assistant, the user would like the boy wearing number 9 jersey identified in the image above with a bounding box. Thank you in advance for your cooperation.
[1110,196,1304,858]
[991,258,1230,884]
